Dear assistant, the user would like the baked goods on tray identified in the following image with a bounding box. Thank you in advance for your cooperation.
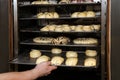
[37,12,59,18]
[73,38,98,45]
[71,11,95,18]
[40,24,100,32]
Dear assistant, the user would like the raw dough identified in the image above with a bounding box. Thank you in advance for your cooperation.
[30,49,41,58]
[51,56,64,65]
[36,55,50,64]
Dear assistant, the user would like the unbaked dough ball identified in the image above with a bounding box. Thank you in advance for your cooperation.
[65,58,78,66]
[84,58,96,67]
[85,50,97,57]
[51,48,62,54]
[66,51,78,58]
[51,56,64,65]
[30,49,41,58]
[36,55,50,64]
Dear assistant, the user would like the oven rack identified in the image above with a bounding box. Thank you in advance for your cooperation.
[10,50,99,68]
[20,39,99,47]
[18,2,101,7]
[19,16,100,20]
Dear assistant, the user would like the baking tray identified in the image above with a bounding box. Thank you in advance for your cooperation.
[20,39,98,47]
[10,50,99,68]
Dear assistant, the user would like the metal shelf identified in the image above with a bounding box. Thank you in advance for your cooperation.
[10,50,99,68]
[18,2,101,7]
[20,39,98,47]
[19,16,100,20]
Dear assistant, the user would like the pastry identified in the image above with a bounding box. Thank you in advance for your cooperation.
[66,51,78,58]
[78,12,86,17]
[51,56,64,65]
[37,13,45,18]
[65,58,78,66]
[31,1,42,4]
[85,50,97,57]
[30,49,41,58]
[70,26,76,31]
[36,55,50,64]
[84,58,96,67]
[52,36,70,45]
[47,25,56,31]
[55,26,63,32]
[92,25,101,31]
[83,25,92,32]
[40,26,49,31]
[71,12,79,18]
[63,25,71,32]
[75,25,83,32]
[86,11,95,17]
[53,12,59,18]
[59,0,70,4]
[73,38,98,45]
[45,13,53,18]
[51,48,62,54]
[33,37,54,44]
[42,1,49,4]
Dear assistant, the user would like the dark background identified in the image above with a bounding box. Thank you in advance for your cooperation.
[111,0,120,80]
[0,0,120,80]
[0,0,9,72]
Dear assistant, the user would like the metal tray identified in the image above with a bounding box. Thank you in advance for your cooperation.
[10,50,99,68]
[20,39,98,47]
[18,3,101,7]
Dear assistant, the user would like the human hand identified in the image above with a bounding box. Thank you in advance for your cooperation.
[32,61,57,78]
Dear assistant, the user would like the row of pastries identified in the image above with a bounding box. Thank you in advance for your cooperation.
[33,36,98,45]
[30,49,97,66]
[36,11,96,18]
[31,0,99,5]
[40,24,100,32]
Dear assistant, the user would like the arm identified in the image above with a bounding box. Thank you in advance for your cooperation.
[0,62,57,80]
